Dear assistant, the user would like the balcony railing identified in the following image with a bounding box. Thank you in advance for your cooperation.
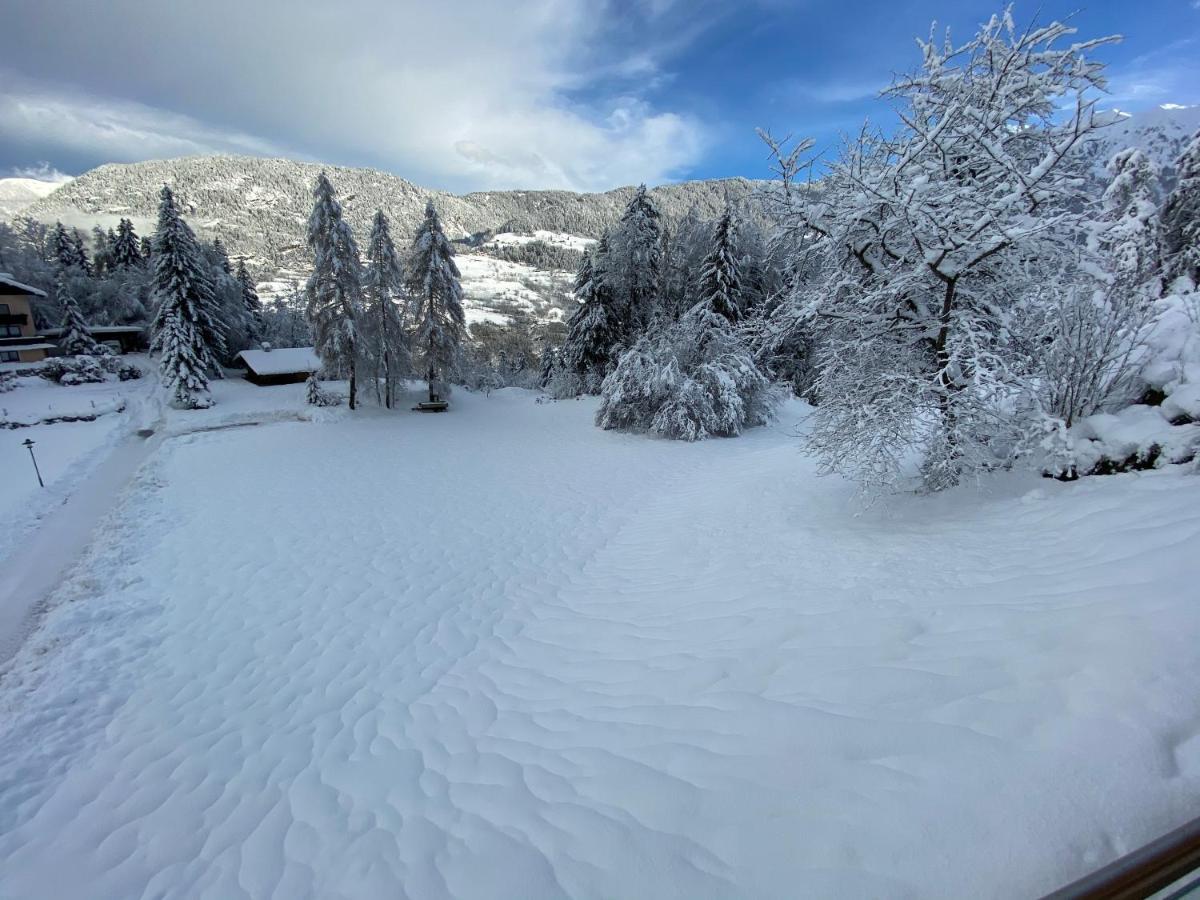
[1042,815,1200,899]
[0,313,29,326]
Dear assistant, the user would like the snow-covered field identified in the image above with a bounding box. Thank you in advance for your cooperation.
[1,382,1199,899]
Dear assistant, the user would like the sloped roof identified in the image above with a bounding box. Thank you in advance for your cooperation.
[0,273,47,297]
[236,347,321,376]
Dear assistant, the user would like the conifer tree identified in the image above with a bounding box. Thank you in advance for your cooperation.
[111,218,143,269]
[1161,130,1200,288]
[561,244,622,391]
[56,270,100,356]
[1096,148,1161,298]
[607,185,662,337]
[362,210,410,408]
[236,259,263,342]
[408,200,465,403]
[52,222,78,271]
[69,229,92,276]
[697,208,742,322]
[305,173,363,409]
[150,185,224,406]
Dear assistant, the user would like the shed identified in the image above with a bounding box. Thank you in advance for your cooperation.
[235,346,321,386]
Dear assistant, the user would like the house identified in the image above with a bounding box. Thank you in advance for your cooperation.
[40,325,149,355]
[0,273,52,364]
[235,346,321,386]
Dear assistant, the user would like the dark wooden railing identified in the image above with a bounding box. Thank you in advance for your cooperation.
[1042,816,1200,899]
[0,313,29,326]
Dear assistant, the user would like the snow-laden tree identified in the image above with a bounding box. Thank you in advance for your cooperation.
[52,222,88,273]
[91,226,111,275]
[156,306,213,408]
[558,244,623,394]
[408,200,465,402]
[110,218,143,269]
[606,184,663,337]
[305,173,363,409]
[362,210,411,408]
[697,208,742,323]
[1095,148,1161,298]
[150,185,225,405]
[236,259,263,343]
[765,10,1116,492]
[56,270,100,356]
[1161,130,1200,290]
[597,300,776,441]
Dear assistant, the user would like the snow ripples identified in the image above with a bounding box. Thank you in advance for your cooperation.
[1,392,1199,899]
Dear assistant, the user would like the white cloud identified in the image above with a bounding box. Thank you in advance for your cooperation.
[6,160,73,183]
[0,0,710,192]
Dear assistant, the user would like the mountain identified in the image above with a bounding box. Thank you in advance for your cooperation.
[1080,105,1200,180]
[18,156,765,323]
[0,176,70,219]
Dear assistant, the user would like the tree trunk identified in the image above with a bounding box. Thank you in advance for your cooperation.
[349,357,357,410]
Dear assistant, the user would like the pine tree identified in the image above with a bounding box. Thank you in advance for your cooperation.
[561,244,622,392]
[362,210,410,408]
[139,235,153,261]
[1161,130,1200,289]
[697,208,742,322]
[56,269,100,356]
[69,229,92,276]
[607,185,663,337]
[408,200,465,403]
[236,259,263,342]
[150,185,224,405]
[1096,148,1161,298]
[305,173,363,409]
[111,218,143,269]
[91,225,111,275]
[52,222,77,271]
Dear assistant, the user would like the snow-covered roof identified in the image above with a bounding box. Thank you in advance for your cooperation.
[0,342,54,351]
[236,346,321,375]
[0,273,47,297]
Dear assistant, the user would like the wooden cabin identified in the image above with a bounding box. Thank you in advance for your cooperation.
[236,346,321,385]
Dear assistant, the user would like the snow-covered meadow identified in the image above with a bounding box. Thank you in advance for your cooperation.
[1,379,1198,899]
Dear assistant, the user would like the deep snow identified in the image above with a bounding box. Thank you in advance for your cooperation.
[1,384,1198,899]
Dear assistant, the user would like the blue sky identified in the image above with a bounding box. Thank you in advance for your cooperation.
[0,0,1197,192]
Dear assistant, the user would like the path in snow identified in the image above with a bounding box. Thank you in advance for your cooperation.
[1,389,1198,899]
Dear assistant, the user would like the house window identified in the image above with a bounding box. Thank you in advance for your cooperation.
[0,304,9,314]
[0,351,19,363]
[1,325,22,337]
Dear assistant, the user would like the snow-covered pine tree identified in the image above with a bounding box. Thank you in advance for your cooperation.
[111,218,143,269]
[236,259,263,343]
[558,245,623,394]
[1096,148,1161,298]
[150,185,225,405]
[606,185,663,337]
[362,210,411,408]
[305,173,363,409]
[155,304,212,408]
[52,222,78,272]
[1161,130,1200,289]
[69,229,92,276]
[765,10,1116,492]
[408,199,465,403]
[596,298,775,441]
[56,269,100,356]
[139,235,153,261]
[697,208,742,322]
[91,226,111,275]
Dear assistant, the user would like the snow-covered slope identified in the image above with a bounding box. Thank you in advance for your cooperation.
[1081,104,1200,180]
[0,382,1197,898]
[0,176,69,219]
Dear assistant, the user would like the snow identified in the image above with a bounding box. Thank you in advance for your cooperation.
[0,383,1198,898]
[455,254,574,324]
[0,272,48,297]
[236,346,321,376]
[0,178,67,220]
[483,230,597,252]
[0,368,156,569]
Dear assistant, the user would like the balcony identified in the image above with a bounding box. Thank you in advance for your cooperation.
[0,313,29,327]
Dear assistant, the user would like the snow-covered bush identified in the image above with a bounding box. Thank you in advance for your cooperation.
[596,305,777,441]
[0,372,15,394]
[40,355,107,385]
[305,372,342,407]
